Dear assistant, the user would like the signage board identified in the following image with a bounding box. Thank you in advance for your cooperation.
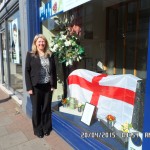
[39,0,91,21]
[51,0,63,15]
[40,2,52,21]
[63,0,91,12]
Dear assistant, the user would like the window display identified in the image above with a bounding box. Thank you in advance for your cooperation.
[40,0,149,149]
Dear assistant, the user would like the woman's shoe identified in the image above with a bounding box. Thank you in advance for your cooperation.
[44,130,50,136]
[35,131,44,138]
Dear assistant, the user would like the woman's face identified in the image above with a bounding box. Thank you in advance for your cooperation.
[36,37,46,51]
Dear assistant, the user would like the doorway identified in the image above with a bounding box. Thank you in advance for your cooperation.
[105,0,148,79]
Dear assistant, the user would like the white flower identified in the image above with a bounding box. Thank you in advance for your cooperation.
[79,56,82,59]
[64,40,71,46]
[78,102,82,107]
[66,61,69,66]
[50,41,54,47]
[68,59,73,65]
[66,60,72,66]
[51,48,56,52]
[64,18,68,23]
[51,44,58,52]
[71,41,76,46]
[60,34,67,40]
[54,44,58,48]
[60,31,65,35]
[58,47,62,51]
[50,27,84,66]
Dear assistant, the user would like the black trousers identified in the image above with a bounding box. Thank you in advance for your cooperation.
[30,83,52,134]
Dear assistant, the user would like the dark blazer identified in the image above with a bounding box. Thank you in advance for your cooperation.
[25,52,57,91]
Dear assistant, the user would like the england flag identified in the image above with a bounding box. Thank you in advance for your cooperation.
[67,69,141,129]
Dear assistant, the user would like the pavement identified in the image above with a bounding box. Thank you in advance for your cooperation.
[0,86,73,150]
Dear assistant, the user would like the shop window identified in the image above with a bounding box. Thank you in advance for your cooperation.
[7,11,23,95]
[105,0,148,79]
[40,0,148,149]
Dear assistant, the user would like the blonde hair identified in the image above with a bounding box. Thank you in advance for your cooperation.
[31,34,52,57]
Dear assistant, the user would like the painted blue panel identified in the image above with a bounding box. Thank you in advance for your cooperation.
[52,112,127,150]
[35,0,41,33]
[26,0,40,49]
[142,17,150,149]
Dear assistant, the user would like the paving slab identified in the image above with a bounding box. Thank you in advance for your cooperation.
[0,116,13,127]
[0,131,28,149]
[7,138,52,150]
[0,86,73,150]
[0,126,8,137]
[0,107,5,113]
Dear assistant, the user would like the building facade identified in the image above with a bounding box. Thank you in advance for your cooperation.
[0,0,40,115]
[0,0,23,97]
[0,0,150,149]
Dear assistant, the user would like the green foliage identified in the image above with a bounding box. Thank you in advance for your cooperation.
[50,17,85,66]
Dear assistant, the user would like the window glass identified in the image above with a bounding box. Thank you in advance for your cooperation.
[0,30,8,85]
[40,0,149,149]
[7,11,23,95]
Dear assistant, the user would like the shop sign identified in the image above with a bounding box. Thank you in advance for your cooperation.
[0,0,9,11]
[63,0,91,12]
[39,0,91,22]
[51,0,63,15]
[40,1,52,21]
[40,0,63,22]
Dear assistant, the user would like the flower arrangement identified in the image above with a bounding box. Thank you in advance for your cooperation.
[106,115,116,122]
[106,114,116,128]
[77,102,85,112]
[77,102,82,108]
[61,97,70,106]
[121,122,132,133]
[50,17,85,66]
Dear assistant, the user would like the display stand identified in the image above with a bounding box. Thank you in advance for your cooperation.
[59,106,82,116]
[52,101,127,150]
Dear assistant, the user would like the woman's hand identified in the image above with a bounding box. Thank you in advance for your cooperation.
[28,90,33,95]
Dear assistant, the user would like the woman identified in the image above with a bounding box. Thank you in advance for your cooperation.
[25,34,57,138]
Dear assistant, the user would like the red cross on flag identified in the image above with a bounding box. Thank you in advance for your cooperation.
[67,69,141,129]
